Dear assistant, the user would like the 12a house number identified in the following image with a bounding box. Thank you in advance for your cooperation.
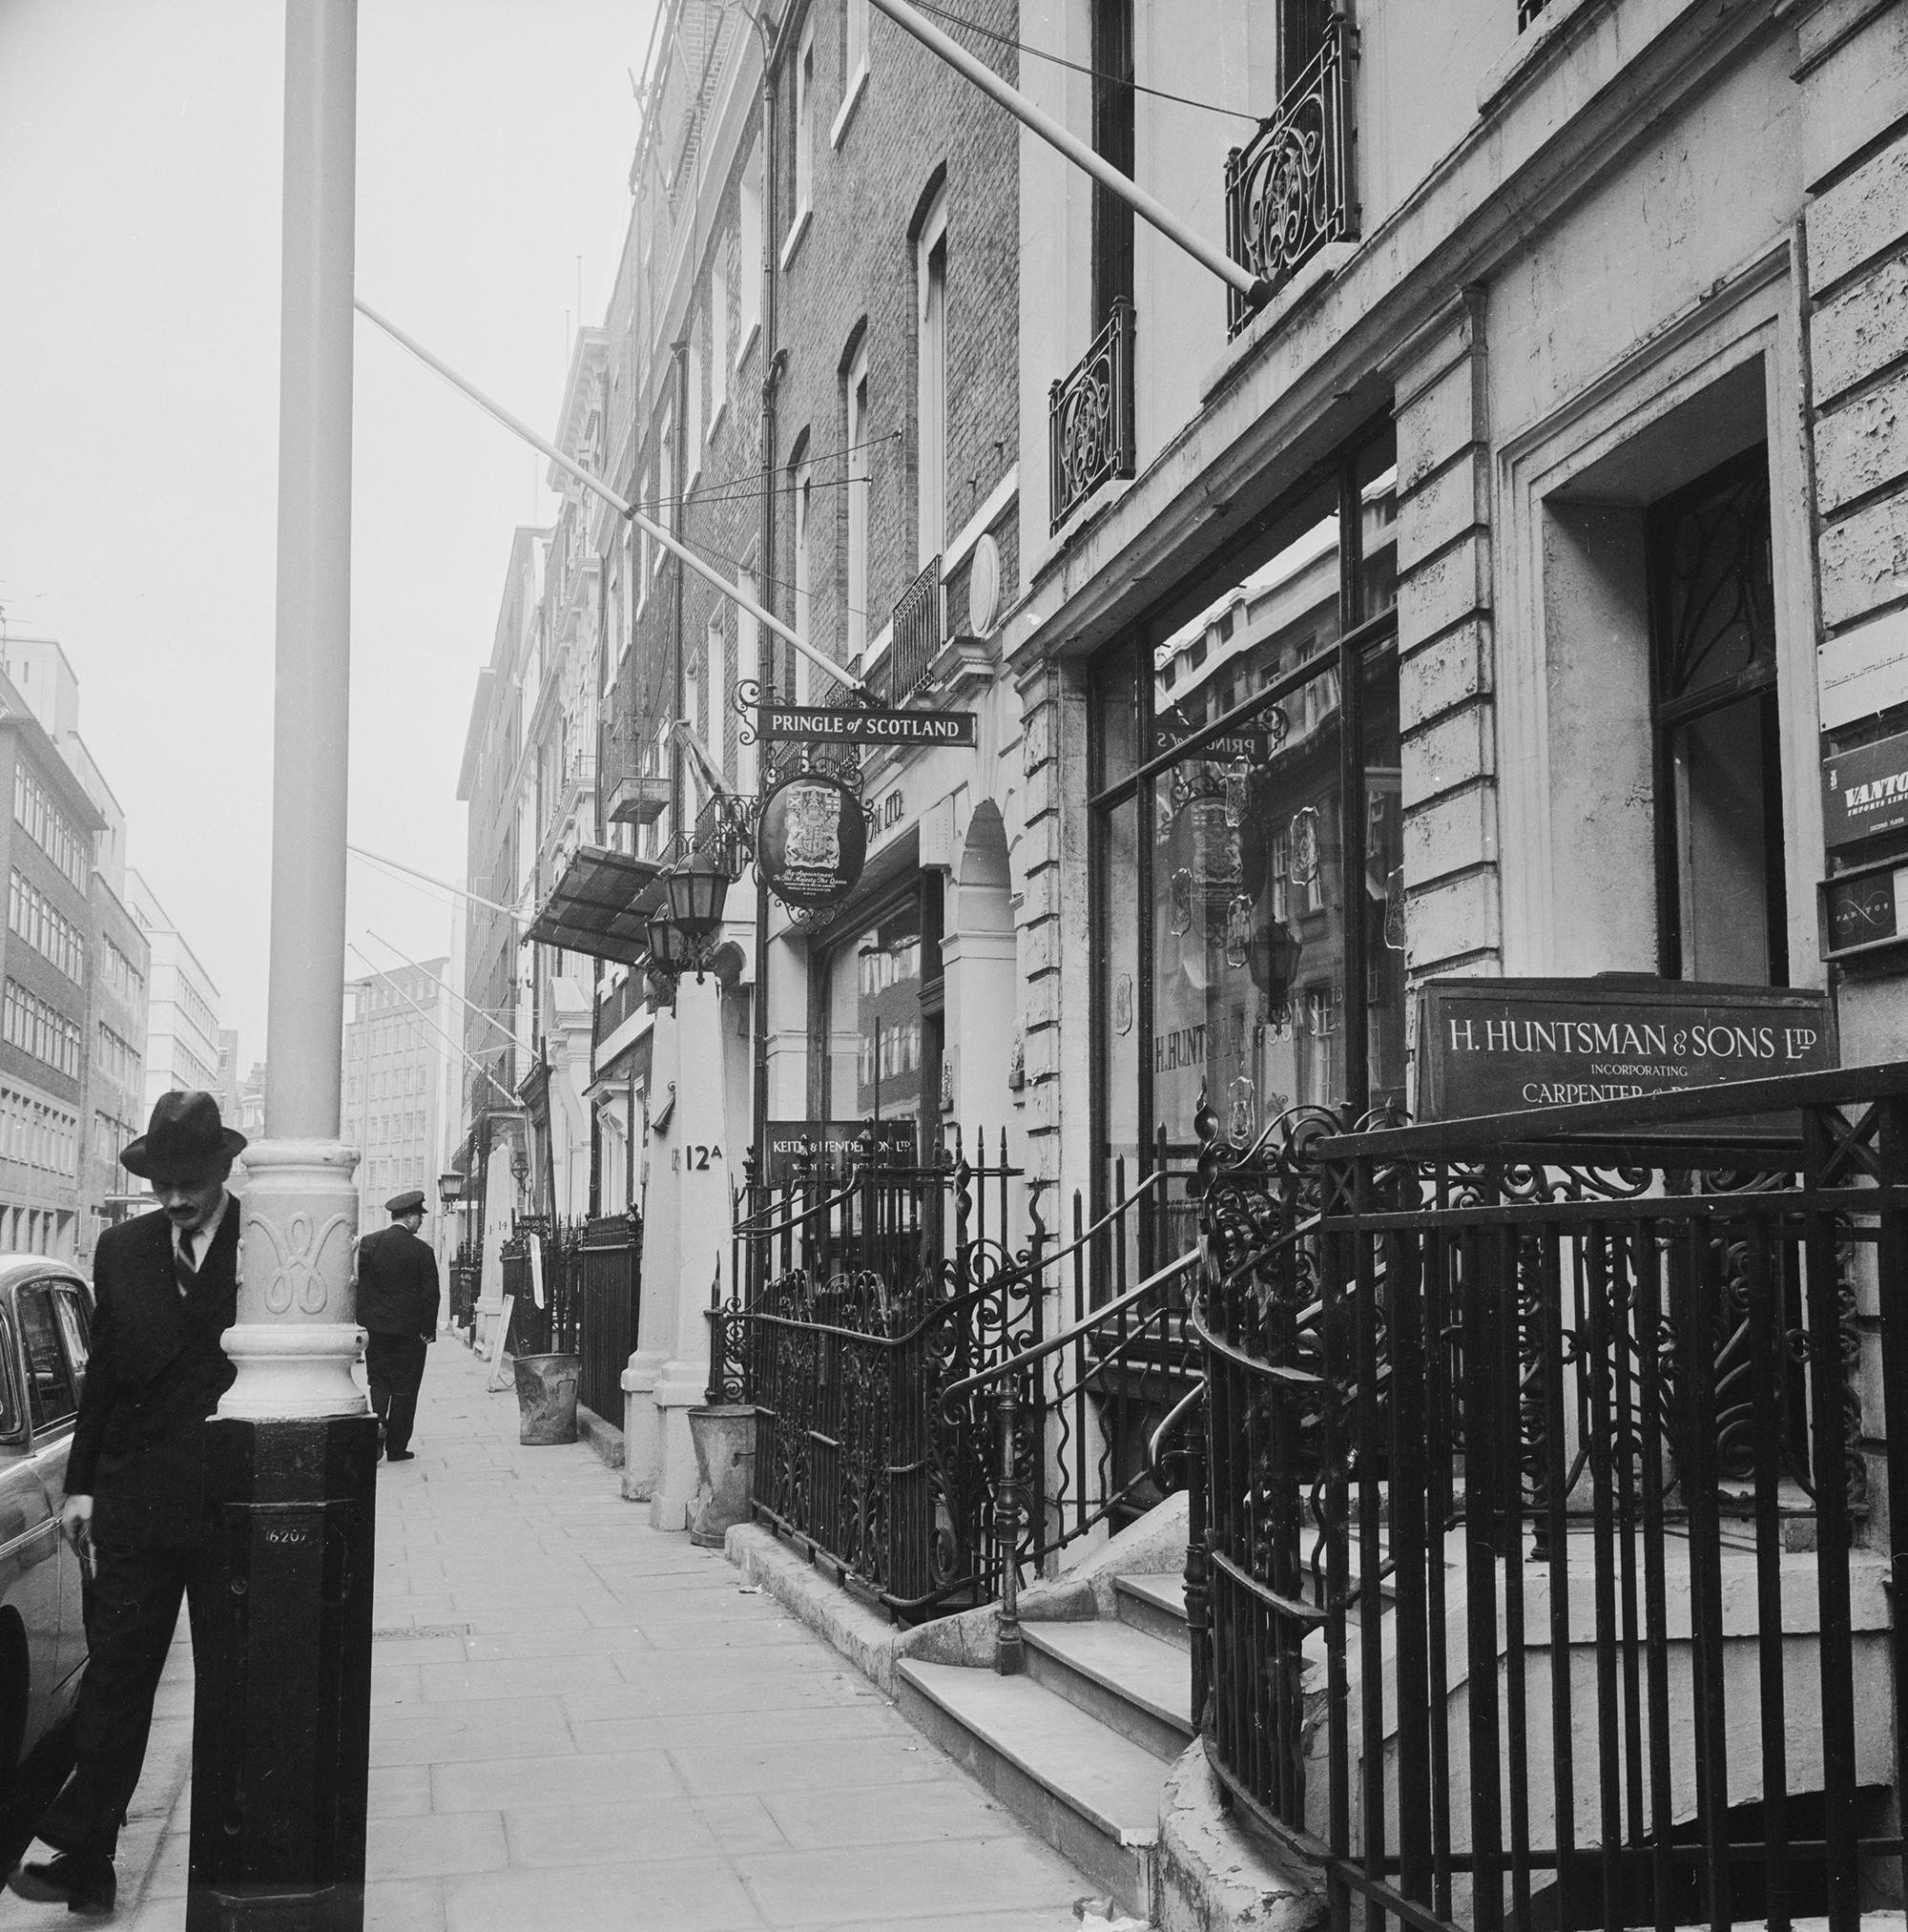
[673,1145,723,1172]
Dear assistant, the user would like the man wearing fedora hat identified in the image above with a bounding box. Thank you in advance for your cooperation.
[8,1090,246,1917]
[355,1188,440,1462]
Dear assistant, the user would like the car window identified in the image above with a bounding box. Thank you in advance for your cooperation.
[17,1283,77,1430]
[0,1312,20,1439]
[52,1287,88,1397]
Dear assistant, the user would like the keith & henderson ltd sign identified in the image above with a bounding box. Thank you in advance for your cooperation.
[1417,977,1833,1121]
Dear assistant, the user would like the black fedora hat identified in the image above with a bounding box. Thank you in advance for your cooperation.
[120,1090,247,1182]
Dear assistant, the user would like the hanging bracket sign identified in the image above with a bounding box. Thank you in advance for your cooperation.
[757,770,870,911]
[758,705,978,748]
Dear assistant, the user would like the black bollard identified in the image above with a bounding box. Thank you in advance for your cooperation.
[186,1412,379,1932]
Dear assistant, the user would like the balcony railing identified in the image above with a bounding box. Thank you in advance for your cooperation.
[603,725,672,827]
[1048,298,1136,534]
[1224,17,1358,338]
[885,555,942,705]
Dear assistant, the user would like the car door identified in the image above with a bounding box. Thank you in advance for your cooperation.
[16,1280,85,1702]
[46,1279,92,1691]
[0,1289,64,1773]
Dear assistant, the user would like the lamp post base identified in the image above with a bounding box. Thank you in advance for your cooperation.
[186,1411,378,1932]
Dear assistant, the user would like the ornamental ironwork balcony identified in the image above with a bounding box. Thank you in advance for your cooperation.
[1223,16,1358,339]
[1048,298,1136,535]
[886,554,942,704]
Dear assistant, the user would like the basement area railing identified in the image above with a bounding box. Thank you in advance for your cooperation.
[499,1212,642,1425]
[1192,1063,1908,1932]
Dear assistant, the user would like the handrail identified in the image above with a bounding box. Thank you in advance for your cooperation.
[939,1247,1199,1417]
[730,1161,880,1239]
[1147,1378,1206,1479]
[1024,1168,1170,1277]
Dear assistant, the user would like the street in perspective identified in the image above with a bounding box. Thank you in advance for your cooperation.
[3,0,1908,1926]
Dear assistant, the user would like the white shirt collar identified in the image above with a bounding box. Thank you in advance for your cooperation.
[174,1190,232,1270]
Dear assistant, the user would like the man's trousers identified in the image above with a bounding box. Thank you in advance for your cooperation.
[37,1544,209,1860]
[365,1332,428,1455]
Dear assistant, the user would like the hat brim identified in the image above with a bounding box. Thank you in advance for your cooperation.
[121,1127,248,1182]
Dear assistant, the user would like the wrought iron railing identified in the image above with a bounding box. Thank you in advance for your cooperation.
[885,555,942,704]
[1192,1063,1908,1932]
[578,1214,641,1423]
[1048,298,1136,533]
[717,1127,1031,1614]
[498,1215,642,1416]
[1224,18,1358,337]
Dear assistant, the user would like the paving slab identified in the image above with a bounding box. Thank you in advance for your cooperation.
[57,1339,1094,1929]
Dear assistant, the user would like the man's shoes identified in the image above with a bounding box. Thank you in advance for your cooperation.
[8,1850,116,1916]
[385,1449,416,1462]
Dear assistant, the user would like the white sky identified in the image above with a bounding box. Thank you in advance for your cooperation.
[0,0,647,1075]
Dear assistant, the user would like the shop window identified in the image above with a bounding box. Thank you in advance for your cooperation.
[1647,447,1785,984]
[1089,428,1400,1230]
[820,883,944,1149]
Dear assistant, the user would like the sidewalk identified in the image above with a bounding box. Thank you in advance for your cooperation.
[10,1340,1099,1932]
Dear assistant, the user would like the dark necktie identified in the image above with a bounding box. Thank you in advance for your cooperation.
[176,1233,198,1298]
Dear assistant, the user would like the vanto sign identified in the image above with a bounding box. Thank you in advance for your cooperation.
[1822,726,1908,848]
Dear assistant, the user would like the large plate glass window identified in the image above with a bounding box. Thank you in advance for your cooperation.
[819,879,944,1155]
[1090,426,1400,1253]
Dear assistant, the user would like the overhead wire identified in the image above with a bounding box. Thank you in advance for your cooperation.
[903,0,1261,122]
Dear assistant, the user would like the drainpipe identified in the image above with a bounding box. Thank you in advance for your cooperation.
[750,7,786,1203]
[671,336,690,847]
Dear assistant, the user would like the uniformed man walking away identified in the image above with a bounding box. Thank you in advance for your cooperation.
[356,1189,441,1463]
[7,1090,247,1918]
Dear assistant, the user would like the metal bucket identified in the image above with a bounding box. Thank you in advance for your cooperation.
[513,1352,581,1445]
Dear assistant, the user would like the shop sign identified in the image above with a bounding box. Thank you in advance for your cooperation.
[764,1117,918,1184]
[1818,607,1908,730]
[757,705,978,747]
[1822,727,1908,848]
[1417,977,1833,1121]
[757,772,869,911]
[1819,856,1908,961]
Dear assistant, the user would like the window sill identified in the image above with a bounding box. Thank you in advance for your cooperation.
[1476,0,1619,115]
[708,396,728,446]
[735,316,761,376]
[778,205,812,273]
[831,62,869,150]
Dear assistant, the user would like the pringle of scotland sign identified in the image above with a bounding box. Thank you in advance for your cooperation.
[757,772,869,911]
[758,705,978,747]
[1822,726,1908,849]
[1417,977,1833,1120]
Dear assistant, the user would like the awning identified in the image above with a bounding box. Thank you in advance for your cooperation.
[523,845,665,966]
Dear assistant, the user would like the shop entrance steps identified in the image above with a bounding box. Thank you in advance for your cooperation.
[895,1571,1194,1922]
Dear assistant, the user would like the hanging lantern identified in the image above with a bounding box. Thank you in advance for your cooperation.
[664,846,731,947]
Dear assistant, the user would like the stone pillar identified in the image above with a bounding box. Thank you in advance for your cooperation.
[187,5,377,1925]
[621,975,731,1520]
[1385,288,1503,1077]
[1799,0,1908,1069]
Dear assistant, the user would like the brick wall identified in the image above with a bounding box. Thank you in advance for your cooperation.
[772,0,1020,684]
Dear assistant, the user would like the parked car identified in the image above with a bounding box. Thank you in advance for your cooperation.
[0,1260,92,1788]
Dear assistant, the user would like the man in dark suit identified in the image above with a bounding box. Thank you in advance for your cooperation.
[356,1188,440,1463]
[7,1090,247,1917]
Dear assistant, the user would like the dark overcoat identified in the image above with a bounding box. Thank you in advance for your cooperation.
[354,1225,441,1337]
[65,1202,239,1548]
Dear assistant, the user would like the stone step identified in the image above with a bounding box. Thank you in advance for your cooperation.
[1114,1570,1189,1650]
[1024,1618,1196,1762]
[896,1656,1164,1921]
